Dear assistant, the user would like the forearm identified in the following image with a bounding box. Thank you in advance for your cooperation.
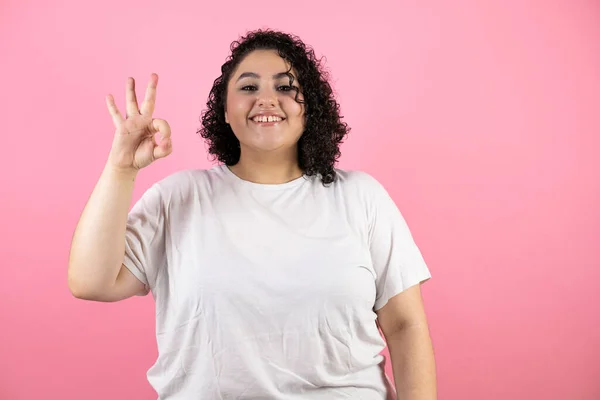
[387,323,437,400]
[68,163,138,294]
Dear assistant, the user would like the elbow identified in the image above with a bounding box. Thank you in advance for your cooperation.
[68,278,92,300]
[67,272,100,300]
[67,272,122,302]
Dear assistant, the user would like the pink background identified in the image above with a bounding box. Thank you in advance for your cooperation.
[1,0,599,399]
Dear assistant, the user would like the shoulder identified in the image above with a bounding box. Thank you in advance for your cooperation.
[333,168,389,198]
[332,169,400,220]
[152,165,226,194]
[134,166,225,211]
[334,169,381,186]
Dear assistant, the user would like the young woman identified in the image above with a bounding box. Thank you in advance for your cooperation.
[68,29,437,399]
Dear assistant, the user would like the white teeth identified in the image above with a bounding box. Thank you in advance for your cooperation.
[253,115,282,123]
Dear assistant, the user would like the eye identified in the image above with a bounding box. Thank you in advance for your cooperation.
[277,85,295,92]
[241,85,257,91]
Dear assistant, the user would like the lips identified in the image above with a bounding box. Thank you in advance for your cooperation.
[249,112,287,125]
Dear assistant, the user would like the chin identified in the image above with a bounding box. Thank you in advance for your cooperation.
[242,137,295,153]
[243,135,292,152]
[251,143,290,153]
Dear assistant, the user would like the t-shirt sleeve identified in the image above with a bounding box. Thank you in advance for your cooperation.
[365,176,432,311]
[122,183,167,295]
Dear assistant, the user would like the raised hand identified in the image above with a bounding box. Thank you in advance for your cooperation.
[106,74,172,172]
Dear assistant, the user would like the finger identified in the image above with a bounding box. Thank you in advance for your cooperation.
[153,136,172,160]
[105,94,124,126]
[151,119,172,160]
[150,118,171,140]
[125,77,141,117]
[140,73,158,116]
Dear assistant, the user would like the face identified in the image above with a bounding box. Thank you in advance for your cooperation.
[225,49,305,156]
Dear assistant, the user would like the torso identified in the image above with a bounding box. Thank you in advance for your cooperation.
[133,165,397,399]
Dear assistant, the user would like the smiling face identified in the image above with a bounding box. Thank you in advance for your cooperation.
[225,49,306,158]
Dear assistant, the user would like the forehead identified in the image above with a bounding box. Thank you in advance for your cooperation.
[231,49,297,79]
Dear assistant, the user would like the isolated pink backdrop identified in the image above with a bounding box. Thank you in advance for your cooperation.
[1,0,599,399]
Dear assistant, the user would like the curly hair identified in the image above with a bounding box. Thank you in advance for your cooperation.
[198,29,350,185]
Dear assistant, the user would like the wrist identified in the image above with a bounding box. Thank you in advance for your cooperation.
[103,163,139,182]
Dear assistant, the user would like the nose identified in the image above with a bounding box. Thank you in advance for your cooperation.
[257,88,277,108]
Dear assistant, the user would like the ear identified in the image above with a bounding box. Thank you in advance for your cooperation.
[224,109,229,124]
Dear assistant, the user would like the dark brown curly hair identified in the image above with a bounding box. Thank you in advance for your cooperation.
[198,29,350,184]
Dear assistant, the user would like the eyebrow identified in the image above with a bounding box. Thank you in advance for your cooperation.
[236,72,295,82]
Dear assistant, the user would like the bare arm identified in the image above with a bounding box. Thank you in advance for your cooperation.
[377,284,437,400]
[67,165,145,301]
[67,74,171,302]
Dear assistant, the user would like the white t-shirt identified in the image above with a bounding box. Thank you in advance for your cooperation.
[123,165,431,399]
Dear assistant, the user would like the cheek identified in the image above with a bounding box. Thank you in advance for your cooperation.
[281,96,305,119]
[226,94,251,118]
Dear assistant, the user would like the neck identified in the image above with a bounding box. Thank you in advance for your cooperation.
[229,148,303,184]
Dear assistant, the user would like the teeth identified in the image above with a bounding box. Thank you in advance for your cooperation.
[253,115,282,123]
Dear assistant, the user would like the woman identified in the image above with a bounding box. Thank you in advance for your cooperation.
[68,29,437,399]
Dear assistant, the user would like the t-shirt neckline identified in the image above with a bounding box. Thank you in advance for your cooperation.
[220,164,308,191]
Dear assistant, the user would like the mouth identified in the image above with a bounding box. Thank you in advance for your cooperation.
[249,115,286,126]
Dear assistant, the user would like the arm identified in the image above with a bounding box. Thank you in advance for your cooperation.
[377,284,437,400]
[67,164,147,301]
[67,74,171,302]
